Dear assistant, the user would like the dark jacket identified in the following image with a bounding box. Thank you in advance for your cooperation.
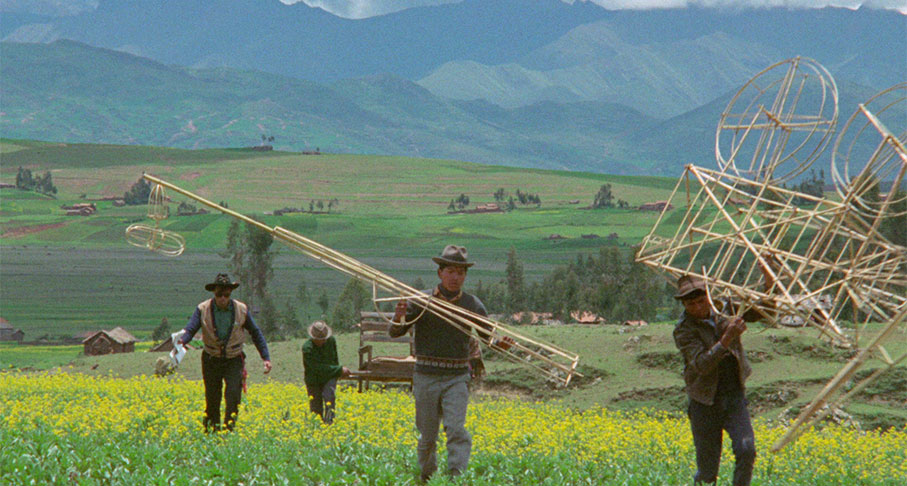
[389,286,490,375]
[302,336,343,386]
[673,310,752,406]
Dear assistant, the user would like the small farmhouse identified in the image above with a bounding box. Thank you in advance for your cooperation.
[83,326,137,355]
[149,334,200,352]
[570,311,603,324]
[61,203,97,216]
[0,318,24,342]
[638,201,673,212]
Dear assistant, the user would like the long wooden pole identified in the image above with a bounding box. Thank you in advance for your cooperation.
[140,173,582,386]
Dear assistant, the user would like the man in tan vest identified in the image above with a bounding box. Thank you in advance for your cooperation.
[179,273,272,431]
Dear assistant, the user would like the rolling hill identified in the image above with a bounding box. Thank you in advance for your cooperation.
[1,39,893,176]
[0,40,667,173]
[3,0,903,117]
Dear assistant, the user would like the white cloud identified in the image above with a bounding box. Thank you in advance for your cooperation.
[584,0,906,12]
[282,0,459,19]
[6,0,903,18]
[284,0,906,17]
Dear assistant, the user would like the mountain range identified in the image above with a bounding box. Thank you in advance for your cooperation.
[1,1,904,175]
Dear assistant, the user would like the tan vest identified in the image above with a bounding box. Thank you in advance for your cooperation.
[198,299,249,358]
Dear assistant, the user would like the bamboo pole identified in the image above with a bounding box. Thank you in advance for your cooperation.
[770,306,907,452]
[139,173,582,386]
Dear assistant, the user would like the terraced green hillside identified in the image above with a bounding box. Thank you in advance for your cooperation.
[0,139,677,336]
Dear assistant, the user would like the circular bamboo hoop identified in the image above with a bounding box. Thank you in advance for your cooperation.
[831,82,907,219]
[125,223,186,256]
[715,56,838,183]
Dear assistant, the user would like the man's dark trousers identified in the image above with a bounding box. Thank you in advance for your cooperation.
[306,378,338,424]
[688,392,756,486]
[201,352,243,431]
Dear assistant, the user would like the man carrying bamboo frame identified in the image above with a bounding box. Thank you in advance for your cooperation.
[673,275,757,486]
[390,245,509,482]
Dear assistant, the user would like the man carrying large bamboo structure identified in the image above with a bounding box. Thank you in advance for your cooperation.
[389,245,511,482]
[673,275,757,486]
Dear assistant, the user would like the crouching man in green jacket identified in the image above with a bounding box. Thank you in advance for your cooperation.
[302,321,350,424]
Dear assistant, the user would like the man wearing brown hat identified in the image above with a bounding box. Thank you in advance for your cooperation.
[302,321,350,424]
[390,244,502,482]
[673,274,757,486]
[179,273,272,432]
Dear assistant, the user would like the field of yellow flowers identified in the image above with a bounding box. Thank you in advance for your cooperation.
[2,371,905,485]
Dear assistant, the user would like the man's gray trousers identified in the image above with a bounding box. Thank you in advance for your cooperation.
[413,371,471,478]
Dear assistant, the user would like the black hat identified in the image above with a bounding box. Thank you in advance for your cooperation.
[432,245,474,268]
[205,273,240,291]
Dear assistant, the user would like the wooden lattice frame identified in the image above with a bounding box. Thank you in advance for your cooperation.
[638,61,905,452]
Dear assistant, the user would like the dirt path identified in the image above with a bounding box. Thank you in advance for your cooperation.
[2,221,68,238]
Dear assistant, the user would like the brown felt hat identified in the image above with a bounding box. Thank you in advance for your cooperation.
[432,244,474,268]
[307,321,332,340]
[205,273,240,292]
[674,275,707,300]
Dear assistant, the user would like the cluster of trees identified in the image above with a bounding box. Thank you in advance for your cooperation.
[220,243,674,339]
[328,278,370,331]
[493,188,541,208]
[218,217,354,340]
[591,184,629,209]
[473,247,674,323]
[15,167,57,196]
[220,218,290,338]
[124,178,152,205]
[514,189,541,206]
[448,193,470,211]
[273,199,340,215]
[214,242,675,339]
[309,198,340,213]
[788,169,827,205]
[177,201,201,215]
[151,317,170,342]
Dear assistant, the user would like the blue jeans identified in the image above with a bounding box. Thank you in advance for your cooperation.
[688,393,756,486]
[306,378,338,424]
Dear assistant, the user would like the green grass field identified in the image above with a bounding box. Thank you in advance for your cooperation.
[5,371,904,486]
[1,139,677,338]
[5,322,905,429]
[2,139,905,440]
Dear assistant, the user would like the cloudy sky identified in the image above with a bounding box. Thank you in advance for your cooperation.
[3,0,904,18]
[288,0,906,18]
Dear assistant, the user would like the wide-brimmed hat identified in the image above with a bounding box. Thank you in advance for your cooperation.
[205,273,240,291]
[308,321,332,340]
[431,244,474,268]
[674,275,707,300]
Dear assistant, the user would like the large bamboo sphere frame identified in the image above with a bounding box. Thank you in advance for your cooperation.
[831,82,907,219]
[639,59,906,452]
[715,56,838,184]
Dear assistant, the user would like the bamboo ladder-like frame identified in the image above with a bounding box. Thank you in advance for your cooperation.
[636,58,906,451]
[770,83,907,452]
[133,174,582,387]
